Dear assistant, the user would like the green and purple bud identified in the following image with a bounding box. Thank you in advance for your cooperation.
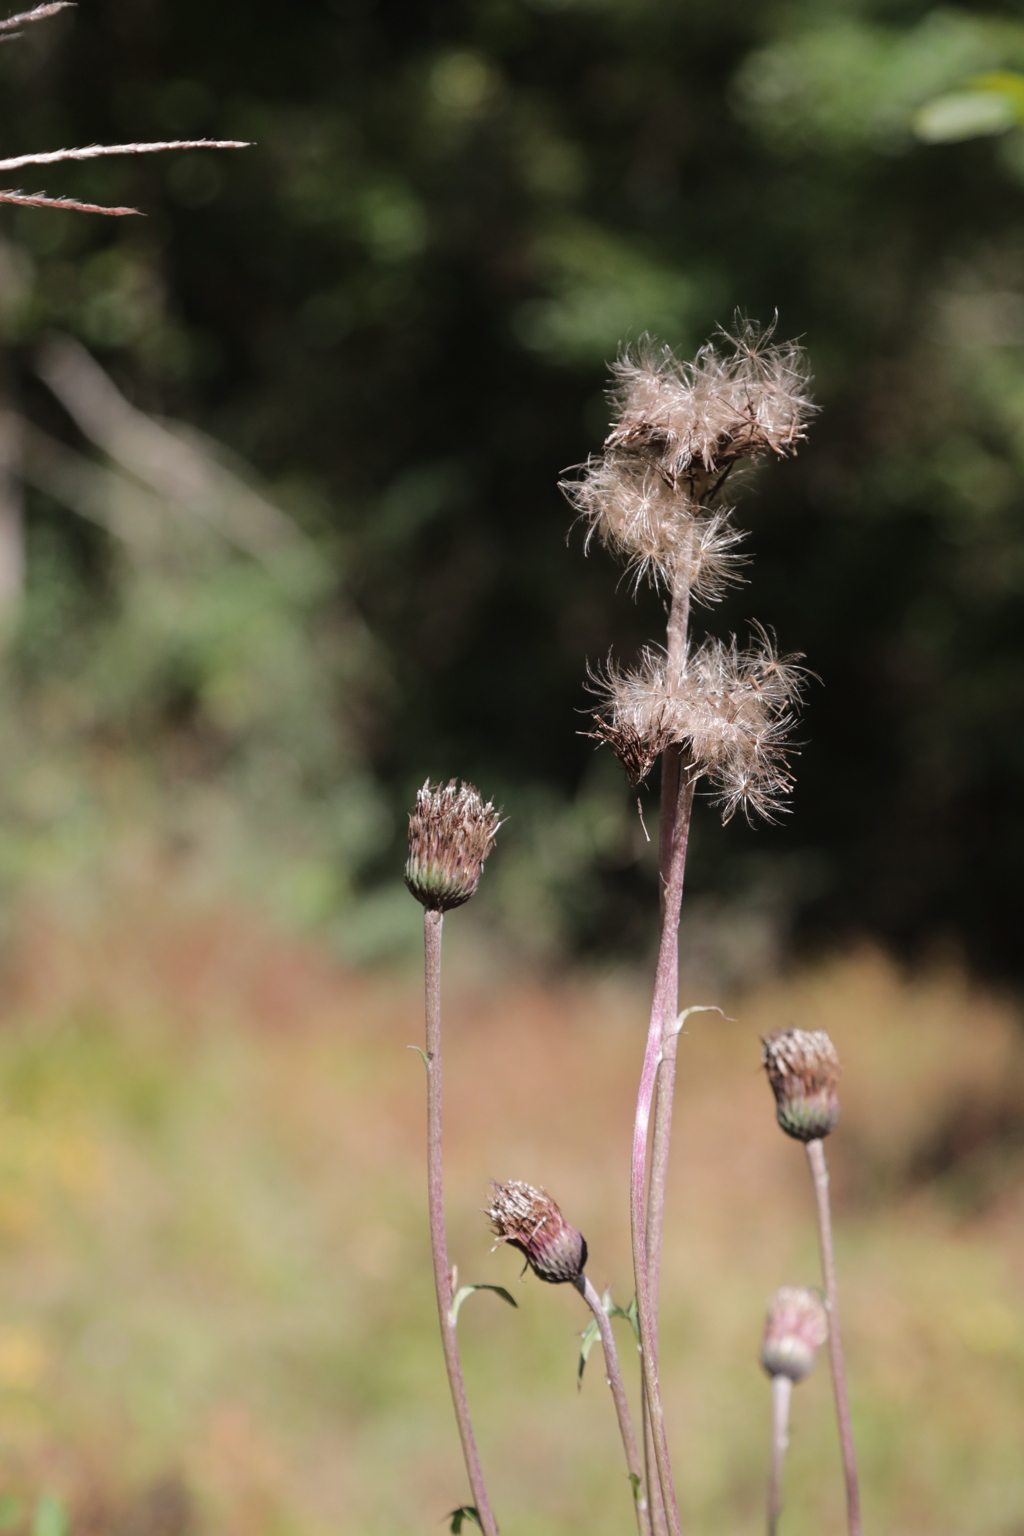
[487,1180,588,1286]
[761,1286,828,1382]
[762,1028,841,1142]
[405,779,501,912]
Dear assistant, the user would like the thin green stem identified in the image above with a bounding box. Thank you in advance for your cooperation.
[424,909,499,1536]
[806,1138,861,1536]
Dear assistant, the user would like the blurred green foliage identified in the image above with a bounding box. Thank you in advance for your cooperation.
[6,0,1024,968]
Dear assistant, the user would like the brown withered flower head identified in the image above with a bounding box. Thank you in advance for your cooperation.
[585,711,676,788]
[762,1028,841,1142]
[561,318,814,592]
[487,1180,588,1286]
[405,779,501,912]
[564,320,813,818]
[761,1286,829,1382]
[605,321,814,489]
[593,627,805,818]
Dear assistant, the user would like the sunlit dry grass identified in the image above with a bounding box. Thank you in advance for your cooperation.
[0,885,1019,1534]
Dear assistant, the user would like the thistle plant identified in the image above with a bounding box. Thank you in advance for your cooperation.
[763,1029,861,1536]
[401,324,869,1536]
[406,781,502,1536]
[761,1287,829,1536]
[563,321,814,1531]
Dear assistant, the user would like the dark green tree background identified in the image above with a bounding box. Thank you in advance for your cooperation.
[5,0,1024,975]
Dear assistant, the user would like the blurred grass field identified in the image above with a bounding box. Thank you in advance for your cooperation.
[0,882,1019,1534]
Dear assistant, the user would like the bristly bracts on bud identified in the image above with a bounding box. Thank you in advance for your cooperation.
[762,1029,841,1142]
[591,626,806,821]
[405,779,501,912]
[487,1180,588,1286]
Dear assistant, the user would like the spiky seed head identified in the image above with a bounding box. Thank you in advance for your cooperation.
[590,628,804,821]
[761,1286,829,1382]
[486,1180,588,1286]
[606,320,815,486]
[762,1028,841,1142]
[405,779,501,912]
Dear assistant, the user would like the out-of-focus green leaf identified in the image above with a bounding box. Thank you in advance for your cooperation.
[0,1498,22,1533]
[32,1495,67,1536]
[914,88,1019,142]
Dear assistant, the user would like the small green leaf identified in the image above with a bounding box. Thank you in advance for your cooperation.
[577,1316,601,1385]
[607,1293,641,1343]
[629,1472,642,1504]
[33,1494,67,1536]
[407,1044,429,1066]
[449,1283,517,1327]
[449,1506,482,1532]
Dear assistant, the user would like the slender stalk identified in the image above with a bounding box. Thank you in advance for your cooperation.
[631,563,695,1536]
[642,1403,668,1536]
[641,743,680,1536]
[805,1139,861,1536]
[645,769,696,1313]
[423,910,499,1536]
[630,756,690,1536]
[767,1374,792,1536]
[579,1277,652,1536]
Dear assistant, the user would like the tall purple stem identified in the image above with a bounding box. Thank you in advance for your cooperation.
[632,565,694,1536]
[424,909,499,1536]
[630,757,691,1536]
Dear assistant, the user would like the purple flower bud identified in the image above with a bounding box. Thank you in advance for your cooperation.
[761,1286,829,1382]
[486,1181,588,1286]
[405,780,501,912]
[762,1028,841,1142]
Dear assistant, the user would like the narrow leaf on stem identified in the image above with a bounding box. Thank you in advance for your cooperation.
[449,1284,518,1327]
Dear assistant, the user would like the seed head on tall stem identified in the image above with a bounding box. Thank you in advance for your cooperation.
[563,317,815,1530]
[407,781,502,1536]
[762,1029,861,1536]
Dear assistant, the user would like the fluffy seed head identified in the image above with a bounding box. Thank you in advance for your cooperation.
[405,779,501,911]
[487,1180,588,1286]
[761,1286,829,1382]
[561,320,813,590]
[606,319,815,485]
[561,454,747,595]
[762,1029,841,1141]
[592,627,804,819]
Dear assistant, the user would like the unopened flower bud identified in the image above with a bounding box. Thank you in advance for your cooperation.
[405,779,501,912]
[761,1286,828,1382]
[487,1180,588,1286]
[762,1028,841,1141]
